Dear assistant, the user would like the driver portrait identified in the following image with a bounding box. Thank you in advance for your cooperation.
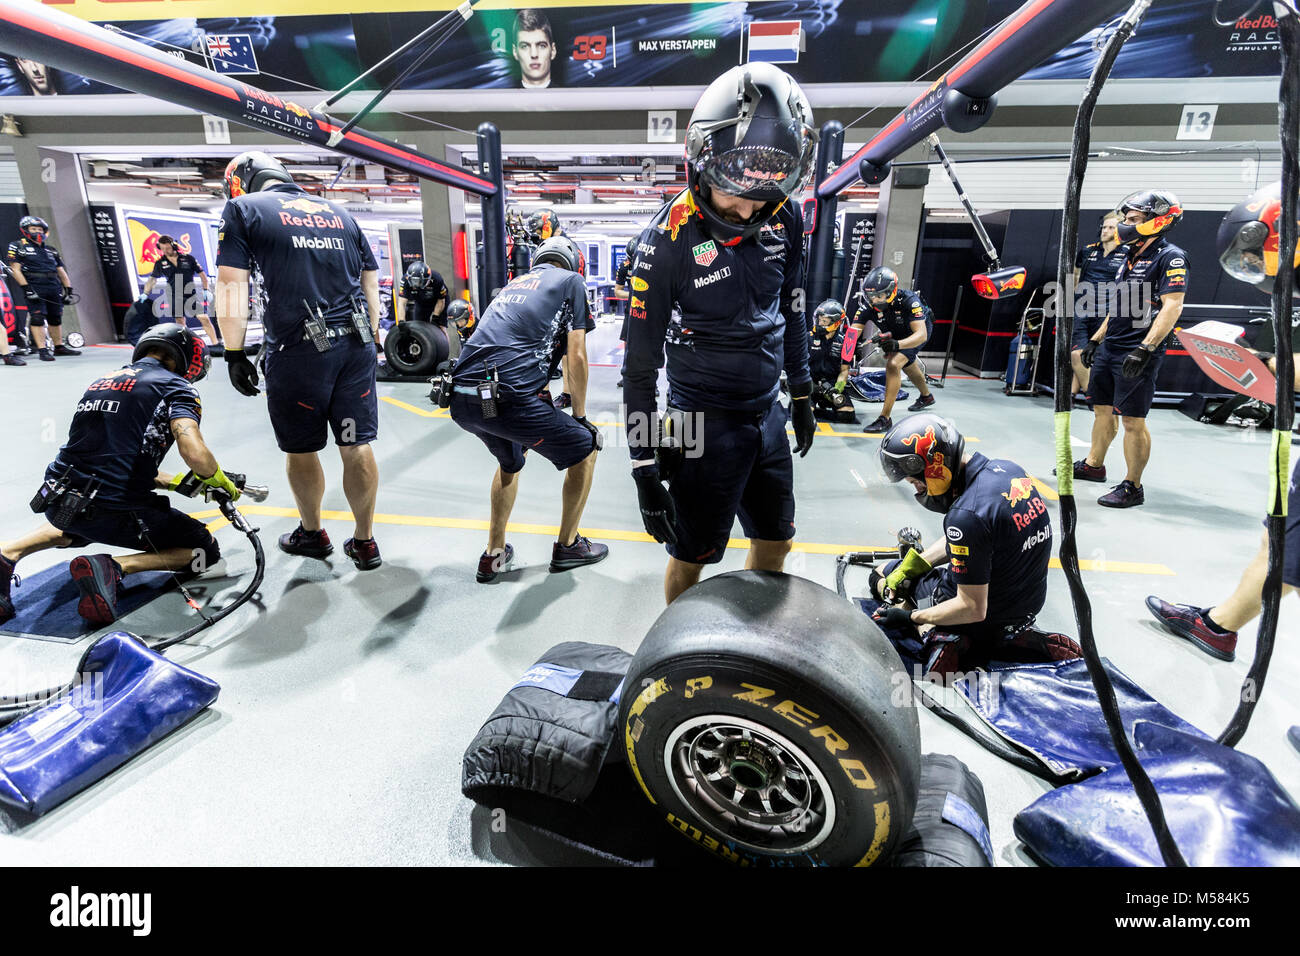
[512,9,558,89]
[12,57,56,96]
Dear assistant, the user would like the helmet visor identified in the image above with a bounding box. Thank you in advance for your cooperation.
[698,132,810,200]
[1219,221,1270,285]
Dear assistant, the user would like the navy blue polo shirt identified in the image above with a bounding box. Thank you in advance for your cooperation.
[1105,237,1189,352]
[1074,240,1128,318]
[943,453,1052,628]
[216,183,378,346]
[856,288,931,342]
[6,237,65,288]
[48,357,201,507]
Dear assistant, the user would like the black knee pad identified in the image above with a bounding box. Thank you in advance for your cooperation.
[27,314,46,328]
[46,316,62,327]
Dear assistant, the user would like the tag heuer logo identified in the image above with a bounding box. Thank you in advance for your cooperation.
[693,240,718,267]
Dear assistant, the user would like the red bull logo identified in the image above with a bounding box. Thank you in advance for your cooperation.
[999,272,1025,292]
[662,191,698,242]
[128,221,193,276]
[1002,476,1036,507]
[280,197,332,215]
[901,426,953,495]
[284,101,312,119]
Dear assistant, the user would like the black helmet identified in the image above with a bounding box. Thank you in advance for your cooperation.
[223,151,292,199]
[861,267,900,311]
[1116,189,1183,244]
[813,298,845,327]
[879,413,966,515]
[405,260,432,291]
[446,299,475,328]
[526,208,563,242]
[19,215,48,245]
[1217,181,1299,298]
[133,323,210,383]
[533,235,586,276]
[684,63,816,244]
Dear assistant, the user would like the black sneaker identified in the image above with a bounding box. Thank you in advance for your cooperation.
[278,524,334,558]
[550,536,609,573]
[862,414,892,434]
[1098,480,1144,508]
[3,353,24,367]
[554,392,573,410]
[39,348,55,362]
[53,344,81,356]
[69,554,123,626]
[477,543,515,583]
[343,536,382,570]
[0,552,16,626]
[907,393,936,412]
[1053,459,1106,482]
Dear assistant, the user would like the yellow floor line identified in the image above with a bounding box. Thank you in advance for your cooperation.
[192,504,1172,573]
[1029,477,1060,501]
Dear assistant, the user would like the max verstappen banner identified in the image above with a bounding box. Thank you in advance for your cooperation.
[0,0,1284,99]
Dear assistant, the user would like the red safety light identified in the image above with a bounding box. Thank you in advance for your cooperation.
[971,265,1027,300]
[453,228,469,281]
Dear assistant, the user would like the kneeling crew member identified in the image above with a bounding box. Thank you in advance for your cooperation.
[397,260,448,326]
[446,298,476,342]
[215,151,384,570]
[6,215,79,362]
[1069,189,1188,509]
[450,235,607,581]
[873,413,1054,672]
[838,267,934,433]
[625,63,818,605]
[0,325,232,626]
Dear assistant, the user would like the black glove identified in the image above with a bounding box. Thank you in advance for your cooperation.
[575,415,603,451]
[633,464,677,546]
[872,605,915,629]
[22,285,39,304]
[61,287,73,305]
[877,334,900,354]
[1121,345,1154,379]
[789,380,816,458]
[224,348,260,397]
[1080,339,1099,368]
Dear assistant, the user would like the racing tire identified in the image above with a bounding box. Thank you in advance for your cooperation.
[620,570,922,867]
[383,321,448,376]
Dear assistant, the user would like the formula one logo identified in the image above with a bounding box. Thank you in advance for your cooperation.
[1002,476,1036,507]
[692,240,718,267]
[280,196,332,216]
[662,191,699,242]
[901,426,952,496]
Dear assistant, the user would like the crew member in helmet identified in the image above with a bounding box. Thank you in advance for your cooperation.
[1146,181,1299,663]
[215,150,385,570]
[809,299,847,384]
[396,259,449,326]
[837,266,935,434]
[445,298,476,342]
[625,63,818,604]
[871,413,1056,674]
[6,215,79,362]
[450,235,607,582]
[526,208,563,243]
[1066,189,1189,509]
[0,324,233,627]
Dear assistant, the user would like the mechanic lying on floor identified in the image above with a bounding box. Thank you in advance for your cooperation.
[872,412,1063,676]
[0,324,238,628]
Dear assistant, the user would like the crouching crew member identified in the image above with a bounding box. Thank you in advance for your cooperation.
[449,235,607,582]
[809,298,855,419]
[625,63,818,605]
[6,215,79,362]
[837,267,934,433]
[0,325,230,627]
[397,260,449,326]
[872,413,1068,675]
[446,298,476,342]
[215,151,384,570]
[1069,189,1188,509]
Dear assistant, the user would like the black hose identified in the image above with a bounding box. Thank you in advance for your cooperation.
[1217,10,1299,746]
[1052,0,1187,867]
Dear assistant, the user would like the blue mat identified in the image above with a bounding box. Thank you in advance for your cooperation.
[2,561,178,642]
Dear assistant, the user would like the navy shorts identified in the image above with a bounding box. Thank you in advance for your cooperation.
[450,392,597,473]
[1088,342,1163,418]
[54,494,220,566]
[263,337,379,454]
[666,400,795,565]
[1071,313,1105,352]
[900,346,922,369]
[1285,459,1300,589]
[25,284,64,327]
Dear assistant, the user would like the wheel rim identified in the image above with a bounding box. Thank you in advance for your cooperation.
[396,335,423,365]
[663,714,835,855]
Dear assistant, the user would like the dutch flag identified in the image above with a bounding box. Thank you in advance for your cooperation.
[747,20,801,64]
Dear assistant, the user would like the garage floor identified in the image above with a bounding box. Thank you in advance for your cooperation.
[2,318,1297,866]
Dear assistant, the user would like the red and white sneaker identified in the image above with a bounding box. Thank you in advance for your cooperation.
[1145,596,1237,662]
